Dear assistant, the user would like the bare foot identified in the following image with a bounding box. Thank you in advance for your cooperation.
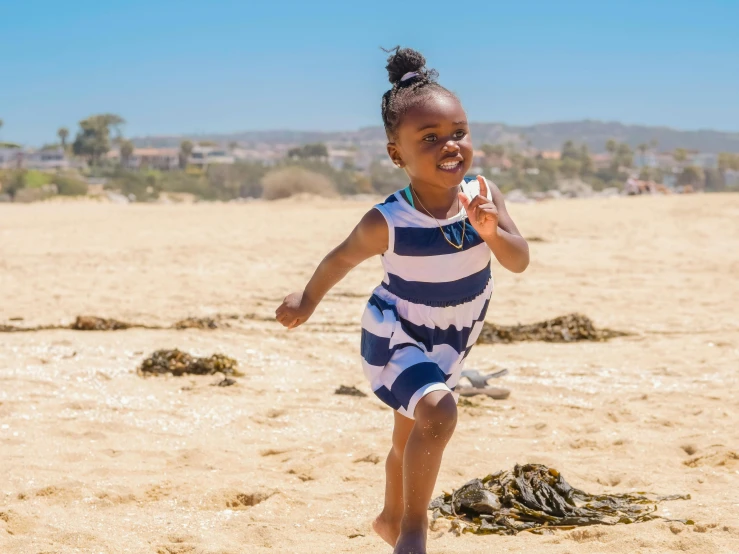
[393,528,426,554]
[372,513,401,547]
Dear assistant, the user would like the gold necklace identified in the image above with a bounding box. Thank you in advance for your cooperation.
[410,185,466,250]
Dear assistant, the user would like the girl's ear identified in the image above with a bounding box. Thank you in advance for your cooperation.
[387,142,404,168]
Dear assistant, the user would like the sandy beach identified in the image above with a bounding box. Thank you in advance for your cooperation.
[1,194,738,554]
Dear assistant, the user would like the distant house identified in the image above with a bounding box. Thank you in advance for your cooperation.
[591,153,613,169]
[690,153,718,170]
[189,146,235,167]
[132,148,179,170]
[538,151,561,161]
[0,147,73,170]
[0,147,23,169]
[327,148,356,170]
[107,148,179,170]
[25,147,72,170]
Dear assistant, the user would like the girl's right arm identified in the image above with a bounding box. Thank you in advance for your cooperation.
[275,208,388,329]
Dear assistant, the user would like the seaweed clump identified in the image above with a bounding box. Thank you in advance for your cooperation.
[477,313,627,344]
[335,385,367,397]
[138,349,242,377]
[70,316,134,331]
[172,317,222,330]
[430,464,691,535]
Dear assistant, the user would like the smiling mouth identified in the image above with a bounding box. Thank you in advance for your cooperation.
[438,159,463,171]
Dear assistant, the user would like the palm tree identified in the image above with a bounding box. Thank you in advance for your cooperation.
[120,140,135,167]
[638,143,649,167]
[179,140,194,169]
[58,127,69,150]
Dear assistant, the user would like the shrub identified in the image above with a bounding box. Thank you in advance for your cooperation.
[261,167,336,200]
[24,170,53,188]
[54,175,88,196]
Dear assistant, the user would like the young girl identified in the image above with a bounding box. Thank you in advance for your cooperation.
[276,47,529,554]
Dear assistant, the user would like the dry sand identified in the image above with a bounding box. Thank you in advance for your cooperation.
[1,194,738,553]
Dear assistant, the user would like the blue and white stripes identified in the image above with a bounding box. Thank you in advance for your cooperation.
[360,178,494,419]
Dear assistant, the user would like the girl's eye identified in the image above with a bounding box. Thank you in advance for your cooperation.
[423,135,437,143]
[454,130,467,139]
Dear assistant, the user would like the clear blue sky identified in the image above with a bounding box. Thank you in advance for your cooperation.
[1,0,738,146]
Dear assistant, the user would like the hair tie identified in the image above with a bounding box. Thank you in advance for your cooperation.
[400,71,419,82]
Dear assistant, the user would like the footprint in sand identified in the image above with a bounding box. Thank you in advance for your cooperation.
[684,446,739,469]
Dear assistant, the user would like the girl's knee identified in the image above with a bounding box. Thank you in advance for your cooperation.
[414,392,457,439]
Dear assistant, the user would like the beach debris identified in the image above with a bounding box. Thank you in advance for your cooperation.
[70,316,134,331]
[0,312,264,333]
[172,316,222,330]
[430,464,691,536]
[138,349,242,377]
[456,369,510,399]
[477,313,627,344]
[212,377,237,387]
[335,385,367,397]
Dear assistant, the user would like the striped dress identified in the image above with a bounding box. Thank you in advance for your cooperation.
[361,176,493,419]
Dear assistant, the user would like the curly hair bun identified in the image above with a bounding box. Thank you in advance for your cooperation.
[384,47,429,85]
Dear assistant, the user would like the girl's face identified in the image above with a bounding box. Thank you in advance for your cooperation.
[388,92,473,189]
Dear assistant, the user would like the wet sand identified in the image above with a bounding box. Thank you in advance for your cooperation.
[1,194,738,553]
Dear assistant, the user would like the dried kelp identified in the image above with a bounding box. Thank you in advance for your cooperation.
[0,313,255,333]
[477,313,627,344]
[71,316,135,331]
[335,385,367,397]
[172,317,222,330]
[138,349,242,377]
[430,464,691,535]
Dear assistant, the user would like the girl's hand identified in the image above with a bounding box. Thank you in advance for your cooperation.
[458,175,499,241]
[275,291,315,329]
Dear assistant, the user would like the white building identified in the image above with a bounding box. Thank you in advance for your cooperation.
[189,146,235,167]
[0,147,73,170]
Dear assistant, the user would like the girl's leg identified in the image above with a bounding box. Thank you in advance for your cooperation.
[394,390,457,554]
[373,410,415,547]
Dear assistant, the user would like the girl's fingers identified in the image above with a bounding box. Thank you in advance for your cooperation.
[457,191,470,211]
[477,175,488,199]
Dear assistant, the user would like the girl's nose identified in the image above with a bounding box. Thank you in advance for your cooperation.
[443,140,460,152]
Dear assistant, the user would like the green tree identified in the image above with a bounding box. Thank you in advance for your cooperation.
[616,143,634,169]
[605,139,618,155]
[561,140,579,161]
[579,144,594,177]
[560,157,581,179]
[58,127,69,150]
[287,143,328,159]
[179,140,194,169]
[673,148,688,164]
[120,140,135,167]
[72,113,125,166]
[481,143,505,157]
[678,166,704,188]
[718,152,739,172]
[638,143,649,166]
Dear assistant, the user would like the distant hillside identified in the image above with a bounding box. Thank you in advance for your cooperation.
[132,120,739,153]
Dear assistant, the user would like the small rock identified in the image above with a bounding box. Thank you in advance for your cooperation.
[335,385,367,397]
[670,523,684,535]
